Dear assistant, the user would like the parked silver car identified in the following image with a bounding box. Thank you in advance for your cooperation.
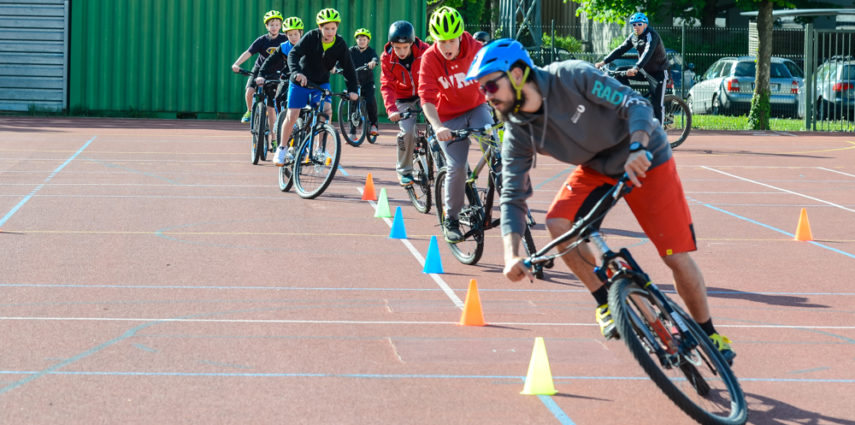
[814,55,855,120]
[687,56,802,118]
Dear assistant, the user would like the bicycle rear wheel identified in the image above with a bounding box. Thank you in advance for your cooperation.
[435,169,484,265]
[274,110,288,152]
[251,101,266,164]
[609,278,747,425]
[407,138,433,214]
[338,98,366,147]
[663,94,691,149]
[293,123,341,199]
[278,133,296,193]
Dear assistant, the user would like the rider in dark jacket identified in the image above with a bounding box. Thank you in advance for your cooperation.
[596,12,669,125]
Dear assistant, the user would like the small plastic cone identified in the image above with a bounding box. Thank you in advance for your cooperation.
[374,188,392,218]
[521,337,557,395]
[794,208,813,241]
[389,206,407,239]
[362,173,377,201]
[422,236,444,274]
[459,279,485,326]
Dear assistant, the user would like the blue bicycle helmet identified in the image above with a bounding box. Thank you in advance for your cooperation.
[629,12,648,24]
[465,38,533,82]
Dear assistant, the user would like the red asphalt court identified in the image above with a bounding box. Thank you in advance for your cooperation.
[1,116,854,424]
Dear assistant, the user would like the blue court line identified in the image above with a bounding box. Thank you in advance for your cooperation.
[4,283,855,297]
[534,167,573,190]
[0,137,95,227]
[690,197,855,260]
[337,164,349,177]
[132,343,157,353]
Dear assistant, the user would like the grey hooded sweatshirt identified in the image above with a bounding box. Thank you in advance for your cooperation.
[500,60,671,237]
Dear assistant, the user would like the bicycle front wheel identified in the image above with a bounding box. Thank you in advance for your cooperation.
[338,98,366,147]
[293,123,341,199]
[609,278,747,425]
[251,101,266,164]
[435,169,484,265]
[663,94,691,149]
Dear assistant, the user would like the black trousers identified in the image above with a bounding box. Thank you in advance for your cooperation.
[361,84,378,126]
[616,70,668,126]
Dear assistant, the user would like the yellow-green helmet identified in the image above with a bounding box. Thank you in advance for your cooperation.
[429,6,464,41]
[354,28,371,40]
[283,17,304,31]
[316,8,341,25]
[263,10,283,25]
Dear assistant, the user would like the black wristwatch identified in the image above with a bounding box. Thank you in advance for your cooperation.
[629,141,645,153]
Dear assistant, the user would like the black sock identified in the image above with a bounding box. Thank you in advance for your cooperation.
[592,285,609,306]
[699,319,717,336]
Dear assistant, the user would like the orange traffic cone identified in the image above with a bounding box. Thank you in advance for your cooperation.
[794,208,813,241]
[459,279,485,326]
[362,173,377,201]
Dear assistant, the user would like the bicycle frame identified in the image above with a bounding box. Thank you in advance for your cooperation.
[526,176,699,363]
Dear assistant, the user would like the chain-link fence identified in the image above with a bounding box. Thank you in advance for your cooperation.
[467,23,853,132]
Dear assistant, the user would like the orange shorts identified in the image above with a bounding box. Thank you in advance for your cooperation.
[545,158,696,257]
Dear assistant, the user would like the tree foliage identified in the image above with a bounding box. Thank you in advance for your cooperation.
[427,0,485,29]
[567,0,797,26]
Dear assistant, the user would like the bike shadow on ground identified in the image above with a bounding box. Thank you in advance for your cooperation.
[742,390,855,425]
[656,283,829,309]
[677,147,828,160]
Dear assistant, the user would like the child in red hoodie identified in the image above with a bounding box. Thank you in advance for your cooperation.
[380,21,430,186]
[418,6,490,243]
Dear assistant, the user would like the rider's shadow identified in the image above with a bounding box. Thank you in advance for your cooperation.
[743,390,855,424]
[656,283,829,309]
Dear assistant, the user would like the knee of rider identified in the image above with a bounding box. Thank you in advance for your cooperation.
[545,218,571,237]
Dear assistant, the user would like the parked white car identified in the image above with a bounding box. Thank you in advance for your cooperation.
[687,56,803,118]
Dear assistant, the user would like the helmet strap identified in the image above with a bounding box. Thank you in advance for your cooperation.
[509,67,530,114]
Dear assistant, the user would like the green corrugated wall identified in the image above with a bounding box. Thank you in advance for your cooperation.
[69,0,427,117]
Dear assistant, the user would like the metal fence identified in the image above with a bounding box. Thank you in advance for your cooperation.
[469,23,854,132]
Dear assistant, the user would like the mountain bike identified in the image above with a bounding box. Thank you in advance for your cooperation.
[278,82,345,199]
[524,175,747,425]
[335,64,378,147]
[398,108,436,214]
[236,68,282,164]
[435,124,545,278]
[603,67,692,149]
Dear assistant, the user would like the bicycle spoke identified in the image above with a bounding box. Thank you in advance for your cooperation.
[611,279,746,425]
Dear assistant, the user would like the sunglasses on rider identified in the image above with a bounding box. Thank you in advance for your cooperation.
[479,74,507,94]
[632,22,645,27]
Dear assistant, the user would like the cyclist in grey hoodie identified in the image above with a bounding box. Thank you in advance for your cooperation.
[465,39,735,365]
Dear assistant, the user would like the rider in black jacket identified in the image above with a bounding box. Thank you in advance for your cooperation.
[596,12,668,125]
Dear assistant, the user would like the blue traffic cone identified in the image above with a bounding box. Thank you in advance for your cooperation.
[423,235,444,274]
[389,206,407,239]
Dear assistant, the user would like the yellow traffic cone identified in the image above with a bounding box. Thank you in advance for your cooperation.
[520,337,557,395]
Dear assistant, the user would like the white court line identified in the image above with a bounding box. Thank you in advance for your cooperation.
[818,167,855,179]
[358,186,464,309]
[702,166,855,213]
[1,316,852,330]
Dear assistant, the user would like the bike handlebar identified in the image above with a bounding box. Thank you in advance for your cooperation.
[334,63,372,74]
[299,81,357,100]
[600,66,659,89]
[447,121,504,141]
[398,108,422,120]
